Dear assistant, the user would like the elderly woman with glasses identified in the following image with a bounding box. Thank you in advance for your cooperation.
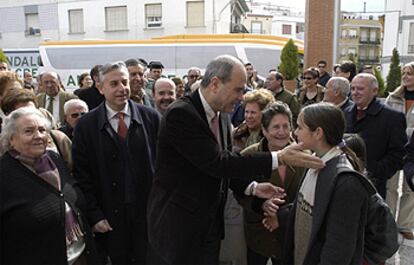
[59,99,89,141]
[297,67,325,107]
[0,107,100,265]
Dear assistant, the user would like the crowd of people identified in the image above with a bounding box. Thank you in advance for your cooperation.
[0,54,413,265]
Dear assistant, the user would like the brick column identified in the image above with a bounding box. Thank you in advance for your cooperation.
[304,0,340,70]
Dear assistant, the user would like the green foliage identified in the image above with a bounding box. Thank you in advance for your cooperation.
[279,39,300,80]
[373,66,385,97]
[386,48,402,94]
[0,48,7,64]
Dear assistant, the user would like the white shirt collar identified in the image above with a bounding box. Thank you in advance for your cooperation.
[105,102,130,120]
[199,89,219,125]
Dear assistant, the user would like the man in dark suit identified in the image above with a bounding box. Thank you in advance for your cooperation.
[72,61,161,265]
[147,55,324,265]
[323,76,354,112]
[77,64,105,110]
[344,73,407,198]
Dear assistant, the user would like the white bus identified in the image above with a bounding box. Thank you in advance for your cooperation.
[4,48,41,78]
[38,34,304,91]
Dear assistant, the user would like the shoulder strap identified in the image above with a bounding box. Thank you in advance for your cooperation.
[336,167,377,195]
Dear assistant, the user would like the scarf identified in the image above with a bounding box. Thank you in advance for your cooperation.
[9,149,84,245]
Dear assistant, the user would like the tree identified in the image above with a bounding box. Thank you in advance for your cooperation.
[279,39,300,80]
[386,48,402,94]
[374,66,385,97]
[0,48,7,64]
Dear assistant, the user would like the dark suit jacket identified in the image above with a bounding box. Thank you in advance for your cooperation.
[72,100,160,258]
[283,156,369,265]
[344,98,407,197]
[147,90,273,264]
[77,85,105,110]
[0,151,100,265]
[37,91,78,124]
[340,98,354,113]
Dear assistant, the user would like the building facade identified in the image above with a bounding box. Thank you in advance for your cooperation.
[0,0,249,48]
[338,13,382,66]
[242,13,272,35]
[242,1,305,40]
[382,0,414,76]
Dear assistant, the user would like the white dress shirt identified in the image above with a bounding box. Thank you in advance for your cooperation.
[198,89,278,195]
[105,102,131,132]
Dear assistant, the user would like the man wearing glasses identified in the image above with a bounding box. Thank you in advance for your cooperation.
[317,60,331,87]
[184,66,201,95]
[59,99,88,140]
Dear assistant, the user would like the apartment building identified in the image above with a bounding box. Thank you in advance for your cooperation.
[0,0,249,48]
[338,13,382,65]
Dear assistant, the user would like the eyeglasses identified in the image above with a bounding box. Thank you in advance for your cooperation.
[188,75,199,79]
[70,112,86,118]
[303,77,314,80]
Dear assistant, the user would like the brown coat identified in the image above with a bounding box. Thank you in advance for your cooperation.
[238,138,304,258]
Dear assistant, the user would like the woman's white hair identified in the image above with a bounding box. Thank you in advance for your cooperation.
[0,107,51,154]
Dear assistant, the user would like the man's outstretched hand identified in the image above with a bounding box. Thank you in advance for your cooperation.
[278,142,324,169]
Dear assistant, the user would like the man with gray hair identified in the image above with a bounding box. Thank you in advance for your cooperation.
[58,98,89,140]
[72,61,161,264]
[323,76,353,112]
[125,58,153,107]
[344,73,407,198]
[184,66,201,95]
[147,55,324,265]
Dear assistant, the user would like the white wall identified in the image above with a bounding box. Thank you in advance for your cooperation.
[0,0,236,48]
[57,0,234,40]
[382,0,414,77]
[272,16,304,40]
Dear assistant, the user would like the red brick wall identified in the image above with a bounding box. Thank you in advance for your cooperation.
[304,0,335,70]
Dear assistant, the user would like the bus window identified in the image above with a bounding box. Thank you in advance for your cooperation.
[244,47,281,77]
[175,45,237,70]
[46,46,176,70]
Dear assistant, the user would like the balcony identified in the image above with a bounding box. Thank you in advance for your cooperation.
[359,38,381,45]
[340,35,359,40]
[358,56,380,64]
